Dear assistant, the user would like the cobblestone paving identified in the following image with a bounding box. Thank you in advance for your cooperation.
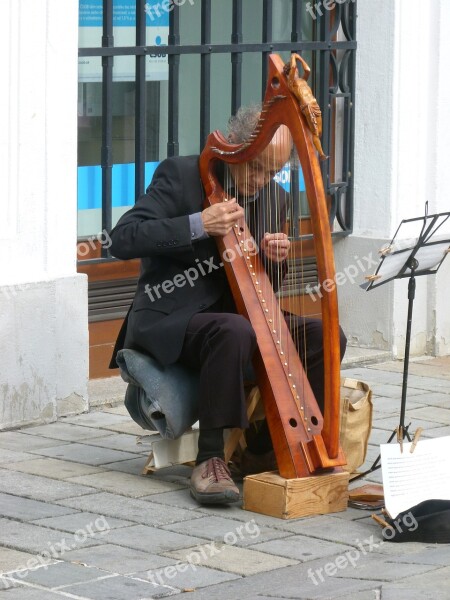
[1,357,449,599]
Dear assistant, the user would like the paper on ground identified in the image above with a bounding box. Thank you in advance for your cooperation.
[380,436,450,518]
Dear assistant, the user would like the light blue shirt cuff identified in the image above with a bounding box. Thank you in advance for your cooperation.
[189,212,209,241]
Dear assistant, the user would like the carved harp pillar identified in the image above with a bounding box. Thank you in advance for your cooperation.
[199,54,346,481]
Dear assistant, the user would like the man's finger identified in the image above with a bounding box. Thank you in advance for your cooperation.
[264,232,288,241]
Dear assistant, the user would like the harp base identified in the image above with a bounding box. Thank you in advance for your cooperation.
[242,470,349,520]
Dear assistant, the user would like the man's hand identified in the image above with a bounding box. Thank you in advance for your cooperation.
[201,198,245,237]
[260,232,290,263]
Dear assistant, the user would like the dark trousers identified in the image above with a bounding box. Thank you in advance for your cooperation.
[178,312,257,430]
[283,313,347,414]
[178,311,347,431]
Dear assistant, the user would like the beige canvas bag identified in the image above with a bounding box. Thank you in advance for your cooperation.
[340,377,373,475]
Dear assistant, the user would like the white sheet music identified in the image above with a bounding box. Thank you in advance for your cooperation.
[373,235,450,286]
[381,436,450,518]
[363,211,450,290]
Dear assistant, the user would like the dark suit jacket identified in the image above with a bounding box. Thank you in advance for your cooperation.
[109,155,288,368]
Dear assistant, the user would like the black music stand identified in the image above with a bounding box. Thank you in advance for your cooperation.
[354,204,450,479]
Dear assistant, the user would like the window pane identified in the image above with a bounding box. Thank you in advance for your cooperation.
[272,0,292,43]
[179,0,201,45]
[179,55,201,155]
[211,0,232,44]
[78,56,103,236]
[241,53,262,107]
[210,54,232,134]
[302,1,315,42]
[78,0,102,48]
[242,0,262,44]
[78,75,164,236]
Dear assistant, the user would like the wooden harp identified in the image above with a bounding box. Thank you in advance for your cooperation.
[199,53,346,480]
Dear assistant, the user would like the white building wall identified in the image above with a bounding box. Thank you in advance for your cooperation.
[391,0,441,359]
[0,0,88,429]
[335,0,450,358]
[433,0,450,356]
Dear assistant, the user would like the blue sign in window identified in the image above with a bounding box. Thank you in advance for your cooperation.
[77,161,305,211]
[77,162,160,210]
[274,163,306,193]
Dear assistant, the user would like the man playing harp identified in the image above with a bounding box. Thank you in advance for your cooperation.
[109,105,347,505]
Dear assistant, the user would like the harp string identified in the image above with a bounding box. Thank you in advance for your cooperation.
[295,147,309,420]
[225,127,318,422]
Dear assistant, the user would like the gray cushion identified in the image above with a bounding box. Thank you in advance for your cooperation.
[116,349,199,439]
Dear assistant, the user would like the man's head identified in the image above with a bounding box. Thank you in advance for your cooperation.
[226,105,292,198]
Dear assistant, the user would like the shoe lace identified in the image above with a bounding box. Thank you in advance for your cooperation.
[202,457,231,482]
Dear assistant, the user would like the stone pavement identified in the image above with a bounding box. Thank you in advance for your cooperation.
[0,356,449,599]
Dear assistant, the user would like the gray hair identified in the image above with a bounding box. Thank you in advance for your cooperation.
[227,104,262,143]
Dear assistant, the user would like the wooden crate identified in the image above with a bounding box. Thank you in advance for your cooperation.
[243,470,349,519]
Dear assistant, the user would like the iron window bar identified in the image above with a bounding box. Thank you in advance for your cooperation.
[100,0,113,258]
[135,0,147,200]
[231,0,243,115]
[79,41,356,57]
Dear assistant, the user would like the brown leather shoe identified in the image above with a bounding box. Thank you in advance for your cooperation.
[239,449,278,476]
[190,457,240,505]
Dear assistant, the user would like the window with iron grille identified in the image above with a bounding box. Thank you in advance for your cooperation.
[77,0,356,322]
